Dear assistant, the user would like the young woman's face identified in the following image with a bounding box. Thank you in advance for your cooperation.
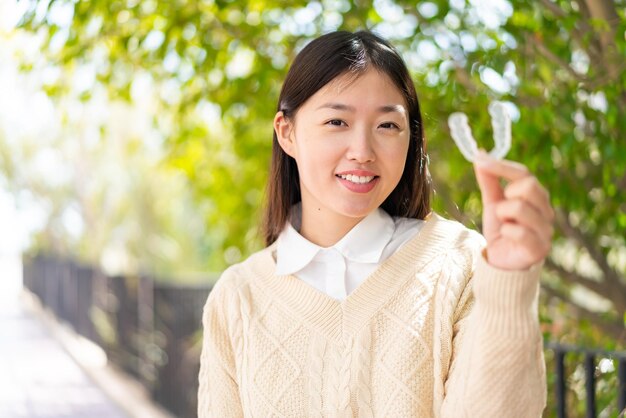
[275,68,410,231]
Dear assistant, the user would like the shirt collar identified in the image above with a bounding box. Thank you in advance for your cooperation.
[275,206,321,276]
[275,203,395,275]
[334,207,395,263]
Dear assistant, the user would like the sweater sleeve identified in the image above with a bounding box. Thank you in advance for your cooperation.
[198,273,245,418]
[440,251,547,418]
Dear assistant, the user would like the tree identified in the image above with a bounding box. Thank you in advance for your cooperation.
[14,0,626,343]
[0,29,212,279]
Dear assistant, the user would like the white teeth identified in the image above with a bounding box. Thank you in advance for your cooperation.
[339,174,375,184]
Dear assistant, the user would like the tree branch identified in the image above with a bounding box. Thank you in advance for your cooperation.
[544,257,626,312]
[534,0,615,84]
[583,0,621,34]
[619,172,626,192]
[515,95,545,108]
[537,0,567,19]
[453,66,480,94]
[542,284,626,342]
[576,0,622,79]
[555,208,626,306]
[527,33,588,82]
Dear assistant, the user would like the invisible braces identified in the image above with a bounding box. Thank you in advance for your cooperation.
[448,101,511,162]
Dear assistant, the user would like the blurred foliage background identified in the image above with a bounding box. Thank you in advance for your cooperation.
[0,0,625,415]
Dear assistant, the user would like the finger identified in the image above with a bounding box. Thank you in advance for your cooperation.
[504,176,555,221]
[480,204,501,243]
[500,222,552,259]
[495,199,554,242]
[473,151,531,182]
[473,159,504,205]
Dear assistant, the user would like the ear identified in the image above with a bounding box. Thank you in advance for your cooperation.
[274,111,296,158]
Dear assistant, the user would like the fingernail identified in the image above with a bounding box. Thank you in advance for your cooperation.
[474,149,493,164]
[474,150,488,164]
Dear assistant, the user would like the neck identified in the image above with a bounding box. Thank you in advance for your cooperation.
[299,207,364,248]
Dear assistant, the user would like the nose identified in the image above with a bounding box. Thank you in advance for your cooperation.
[345,128,376,163]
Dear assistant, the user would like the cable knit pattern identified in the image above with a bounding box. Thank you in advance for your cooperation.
[308,335,326,418]
[198,213,547,417]
[355,324,373,418]
[327,339,353,417]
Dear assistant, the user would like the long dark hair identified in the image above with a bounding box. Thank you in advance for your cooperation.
[262,30,431,246]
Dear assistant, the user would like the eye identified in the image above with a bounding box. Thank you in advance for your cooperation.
[379,122,400,130]
[326,119,347,127]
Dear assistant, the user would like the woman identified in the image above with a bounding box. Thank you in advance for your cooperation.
[198,30,553,417]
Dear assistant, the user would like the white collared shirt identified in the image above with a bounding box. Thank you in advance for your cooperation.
[275,203,424,301]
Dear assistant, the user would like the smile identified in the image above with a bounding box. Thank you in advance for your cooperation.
[336,174,376,184]
[335,174,380,193]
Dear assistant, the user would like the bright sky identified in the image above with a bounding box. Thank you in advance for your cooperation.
[0,1,164,272]
[0,1,27,33]
[0,1,49,257]
[0,0,21,257]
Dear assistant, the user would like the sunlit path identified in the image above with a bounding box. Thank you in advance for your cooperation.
[0,256,128,418]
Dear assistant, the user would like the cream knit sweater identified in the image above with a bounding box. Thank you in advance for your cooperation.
[198,213,547,417]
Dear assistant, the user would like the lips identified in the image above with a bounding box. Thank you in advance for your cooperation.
[334,168,380,193]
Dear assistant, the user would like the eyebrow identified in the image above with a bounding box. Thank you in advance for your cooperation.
[316,103,406,114]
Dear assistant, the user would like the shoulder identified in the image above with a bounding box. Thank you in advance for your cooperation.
[207,245,275,302]
[417,213,487,281]
[429,213,486,254]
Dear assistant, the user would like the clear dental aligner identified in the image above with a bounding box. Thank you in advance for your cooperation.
[448,101,511,162]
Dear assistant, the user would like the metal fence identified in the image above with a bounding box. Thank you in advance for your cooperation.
[546,342,626,418]
[23,254,211,418]
[22,254,626,418]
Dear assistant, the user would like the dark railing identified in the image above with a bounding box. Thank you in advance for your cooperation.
[546,342,626,418]
[22,254,626,418]
[23,254,212,418]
